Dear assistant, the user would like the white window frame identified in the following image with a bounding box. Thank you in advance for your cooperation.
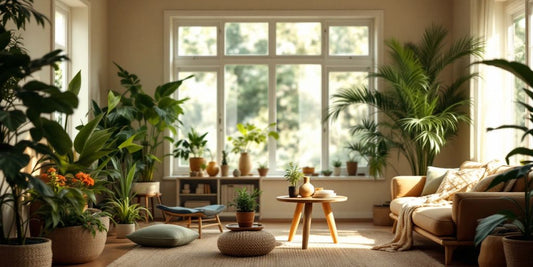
[163,10,383,177]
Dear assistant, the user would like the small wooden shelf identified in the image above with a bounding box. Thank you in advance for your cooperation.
[180,193,217,197]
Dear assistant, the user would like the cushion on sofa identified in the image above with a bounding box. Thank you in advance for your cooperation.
[421,167,457,196]
[435,168,486,201]
[471,173,506,192]
[412,206,455,236]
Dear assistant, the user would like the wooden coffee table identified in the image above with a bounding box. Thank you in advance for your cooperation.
[276,195,348,249]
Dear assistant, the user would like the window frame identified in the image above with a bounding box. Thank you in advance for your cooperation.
[163,10,383,177]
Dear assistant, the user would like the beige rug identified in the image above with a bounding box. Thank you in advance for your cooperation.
[109,222,446,267]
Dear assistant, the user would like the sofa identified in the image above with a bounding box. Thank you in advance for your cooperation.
[389,174,526,265]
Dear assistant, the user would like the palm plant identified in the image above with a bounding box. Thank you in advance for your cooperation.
[328,25,483,175]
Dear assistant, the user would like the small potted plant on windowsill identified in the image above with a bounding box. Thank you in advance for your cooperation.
[321,169,333,177]
[220,150,229,176]
[257,162,269,177]
[302,165,315,176]
[228,122,279,176]
[229,187,261,227]
[333,160,342,176]
[284,162,304,197]
[174,128,208,172]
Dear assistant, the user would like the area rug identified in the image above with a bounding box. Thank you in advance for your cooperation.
[109,224,443,267]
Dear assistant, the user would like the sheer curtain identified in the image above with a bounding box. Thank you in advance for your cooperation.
[472,0,527,164]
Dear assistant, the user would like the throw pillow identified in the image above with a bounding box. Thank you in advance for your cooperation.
[471,174,505,192]
[436,168,486,201]
[421,166,457,196]
[127,224,198,247]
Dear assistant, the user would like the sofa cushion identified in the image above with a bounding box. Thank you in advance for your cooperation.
[471,173,506,192]
[390,197,418,216]
[436,168,486,201]
[421,167,456,196]
[412,206,454,236]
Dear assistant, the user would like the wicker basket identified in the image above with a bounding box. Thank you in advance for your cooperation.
[47,216,109,264]
[0,237,52,267]
[217,230,276,256]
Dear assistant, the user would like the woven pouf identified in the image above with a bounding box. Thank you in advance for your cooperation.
[217,231,276,257]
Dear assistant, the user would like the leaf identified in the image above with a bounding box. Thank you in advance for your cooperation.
[107,91,121,113]
[479,59,533,89]
[0,110,25,131]
[67,71,82,96]
[74,114,104,154]
[475,214,507,246]
[118,134,143,154]
[40,118,72,155]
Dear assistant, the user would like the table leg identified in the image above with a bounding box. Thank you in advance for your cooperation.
[322,202,339,243]
[288,203,304,242]
[144,196,149,223]
[302,203,313,249]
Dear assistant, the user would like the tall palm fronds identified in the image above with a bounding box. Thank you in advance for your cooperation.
[329,25,483,175]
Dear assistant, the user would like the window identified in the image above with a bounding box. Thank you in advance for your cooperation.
[166,11,382,175]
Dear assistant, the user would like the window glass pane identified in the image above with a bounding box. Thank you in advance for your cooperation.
[329,26,369,56]
[225,65,269,165]
[225,22,268,55]
[276,22,321,55]
[177,72,218,167]
[178,26,217,56]
[276,65,321,169]
[328,72,369,166]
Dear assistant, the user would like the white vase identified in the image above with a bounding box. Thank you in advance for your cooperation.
[132,181,160,195]
[115,223,135,239]
[333,167,341,176]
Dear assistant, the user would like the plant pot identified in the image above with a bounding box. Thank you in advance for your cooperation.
[115,223,136,239]
[258,168,269,177]
[236,211,255,227]
[47,216,109,264]
[346,161,358,176]
[132,181,160,195]
[0,237,52,267]
[502,235,533,267]
[333,167,341,176]
[302,166,315,175]
[206,161,220,177]
[238,153,252,176]
[372,205,393,226]
[288,186,298,197]
[478,235,507,267]
[221,165,229,176]
[299,176,315,197]
[189,157,205,172]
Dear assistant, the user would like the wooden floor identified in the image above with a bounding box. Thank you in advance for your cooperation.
[58,219,478,267]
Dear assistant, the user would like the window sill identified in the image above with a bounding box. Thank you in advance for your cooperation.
[163,175,384,181]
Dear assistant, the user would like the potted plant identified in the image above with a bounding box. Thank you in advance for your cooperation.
[284,162,304,197]
[327,25,482,175]
[228,122,279,176]
[321,169,333,176]
[229,187,261,227]
[257,162,269,177]
[174,128,208,172]
[302,166,315,176]
[333,160,342,176]
[112,64,191,194]
[220,150,229,176]
[473,59,533,266]
[346,139,389,178]
[0,1,76,265]
[345,149,359,176]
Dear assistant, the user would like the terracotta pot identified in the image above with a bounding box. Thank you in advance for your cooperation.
[115,223,135,239]
[478,235,506,267]
[502,235,533,267]
[288,186,298,197]
[257,168,269,177]
[346,161,358,176]
[206,161,219,177]
[238,153,252,176]
[302,167,315,175]
[299,176,315,197]
[220,165,229,176]
[132,181,160,195]
[189,157,205,172]
[0,237,52,267]
[236,211,255,227]
[47,216,109,264]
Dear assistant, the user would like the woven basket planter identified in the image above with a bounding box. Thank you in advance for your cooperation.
[503,235,533,267]
[47,216,109,264]
[217,231,276,257]
[0,237,52,267]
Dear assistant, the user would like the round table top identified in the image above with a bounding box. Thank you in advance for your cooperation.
[276,195,347,203]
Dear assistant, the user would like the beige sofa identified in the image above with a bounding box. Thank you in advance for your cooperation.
[389,175,525,265]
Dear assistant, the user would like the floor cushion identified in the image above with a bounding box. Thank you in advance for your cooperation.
[217,231,276,256]
[127,224,198,247]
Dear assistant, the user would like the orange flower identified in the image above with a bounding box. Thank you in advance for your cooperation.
[48,167,56,173]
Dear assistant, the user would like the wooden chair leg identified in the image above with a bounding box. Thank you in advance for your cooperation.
[164,212,172,223]
[187,216,192,228]
[198,216,203,239]
[215,215,223,232]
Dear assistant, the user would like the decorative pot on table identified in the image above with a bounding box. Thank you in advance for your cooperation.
[299,176,314,197]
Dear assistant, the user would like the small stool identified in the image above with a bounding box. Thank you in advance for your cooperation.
[135,193,163,223]
[217,231,276,256]
[157,204,225,238]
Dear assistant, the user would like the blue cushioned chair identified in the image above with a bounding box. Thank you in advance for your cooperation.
[157,204,225,238]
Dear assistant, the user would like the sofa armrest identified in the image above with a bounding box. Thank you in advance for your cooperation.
[452,192,524,241]
[390,176,426,200]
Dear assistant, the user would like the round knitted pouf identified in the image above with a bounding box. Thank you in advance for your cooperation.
[217,231,276,257]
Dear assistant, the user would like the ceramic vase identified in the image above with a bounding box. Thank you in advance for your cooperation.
[206,161,219,177]
[238,152,252,176]
[333,167,341,176]
[221,165,229,176]
[299,176,314,197]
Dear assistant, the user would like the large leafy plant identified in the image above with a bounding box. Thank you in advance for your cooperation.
[228,122,279,154]
[474,59,533,245]
[0,0,78,245]
[173,127,208,160]
[328,25,483,175]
